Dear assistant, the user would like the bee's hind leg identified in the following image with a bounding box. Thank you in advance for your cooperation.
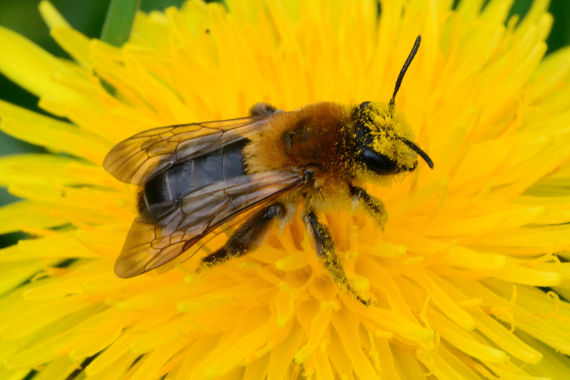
[350,186,388,230]
[304,210,369,306]
[197,203,287,271]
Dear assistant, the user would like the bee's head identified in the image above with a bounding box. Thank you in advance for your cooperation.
[354,35,433,178]
[354,101,433,176]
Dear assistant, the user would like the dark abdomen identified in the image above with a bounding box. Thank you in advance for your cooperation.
[139,139,248,219]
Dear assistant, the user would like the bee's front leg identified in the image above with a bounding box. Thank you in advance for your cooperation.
[303,210,369,306]
[197,203,287,271]
[350,186,388,230]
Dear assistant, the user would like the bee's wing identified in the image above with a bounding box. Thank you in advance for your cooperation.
[103,115,274,185]
[114,171,303,278]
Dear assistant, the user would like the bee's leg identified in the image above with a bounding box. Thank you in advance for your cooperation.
[350,186,388,230]
[303,210,369,306]
[249,102,279,116]
[197,203,287,271]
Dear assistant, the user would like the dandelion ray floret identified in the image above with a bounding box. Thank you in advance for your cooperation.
[0,1,570,380]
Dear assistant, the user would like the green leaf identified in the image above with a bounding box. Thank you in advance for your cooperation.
[140,0,184,12]
[548,0,570,53]
[101,0,141,47]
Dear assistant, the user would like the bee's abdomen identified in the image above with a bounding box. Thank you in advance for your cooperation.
[139,139,248,218]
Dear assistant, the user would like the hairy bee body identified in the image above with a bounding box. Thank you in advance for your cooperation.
[138,102,362,222]
[245,102,354,208]
[103,36,432,305]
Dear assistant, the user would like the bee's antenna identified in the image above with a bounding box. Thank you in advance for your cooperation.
[398,136,434,169]
[389,35,421,115]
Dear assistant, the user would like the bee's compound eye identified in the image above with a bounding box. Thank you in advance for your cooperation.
[362,149,399,175]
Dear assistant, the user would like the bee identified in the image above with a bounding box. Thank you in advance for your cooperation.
[104,36,433,305]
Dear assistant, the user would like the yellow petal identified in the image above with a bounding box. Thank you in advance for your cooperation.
[0,26,86,103]
[0,201,65,235]
[0,100,109,164]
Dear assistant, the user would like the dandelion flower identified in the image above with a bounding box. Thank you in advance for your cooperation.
[2,0,570,379]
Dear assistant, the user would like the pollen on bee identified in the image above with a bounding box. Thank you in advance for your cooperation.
[358,102,419,171]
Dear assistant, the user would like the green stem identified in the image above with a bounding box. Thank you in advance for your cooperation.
[101,0,141,47]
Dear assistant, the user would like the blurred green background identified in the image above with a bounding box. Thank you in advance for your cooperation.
[0,0,568,248]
